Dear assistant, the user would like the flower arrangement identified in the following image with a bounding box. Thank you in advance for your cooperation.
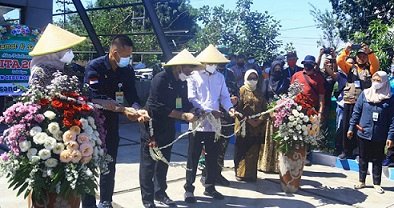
[272,82,321,153]
[0,71,110,203]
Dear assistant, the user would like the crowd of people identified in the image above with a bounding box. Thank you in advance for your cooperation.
[20,24,394,208]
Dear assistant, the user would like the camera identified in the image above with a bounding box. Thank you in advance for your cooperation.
[323,47,332,54]
[351,44,362,51]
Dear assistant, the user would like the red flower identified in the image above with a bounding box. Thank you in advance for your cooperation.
[63,118,73,128]
[39,98,50,106]
[51,99,63,109]
[63,110,75,119]
[63,92,80,98]
[81,104,92,112]
[73,119,82,127]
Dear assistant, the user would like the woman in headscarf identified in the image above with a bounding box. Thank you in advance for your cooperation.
[347,71,394,194]
[258,61,290,173]
[234,69,266,181]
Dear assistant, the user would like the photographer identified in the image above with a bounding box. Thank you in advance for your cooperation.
[337,43,380,160]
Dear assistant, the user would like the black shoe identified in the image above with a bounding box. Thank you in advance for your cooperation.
[338,152,347,160]
[203,189,224,200]
[216,174,230,186]
[184,192,196,203]
[154,194,176,206]
[143,203,157,208]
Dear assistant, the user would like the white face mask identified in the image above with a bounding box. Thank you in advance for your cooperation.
[206,64,217,73]
[371,81,384,90]
[245,80,258,90]
[60,50,74,64]
[117,55,131,68]
[179,72,189,81]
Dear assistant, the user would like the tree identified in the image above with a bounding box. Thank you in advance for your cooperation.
[329,0,394,41]
[188,0,282,63]
[309,4,341,49]
[54,0,199,65]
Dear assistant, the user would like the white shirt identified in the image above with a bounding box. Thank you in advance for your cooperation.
[187,70,233,132]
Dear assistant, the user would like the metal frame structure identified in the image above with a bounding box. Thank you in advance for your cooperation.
[67,0,173,61]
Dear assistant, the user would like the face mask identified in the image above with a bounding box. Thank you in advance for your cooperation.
[247,59,255,64]
[304,64,314,71]
[60,50,74,64]
[179,72,189,81]
[371,82,384,90]
[287,60,296,68]
[116,54,131,68]
[206,64,217,73]
[245,80,258,91]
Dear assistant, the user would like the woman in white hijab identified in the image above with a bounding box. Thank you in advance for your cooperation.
[234,69,266,181]
[347,71,394,194]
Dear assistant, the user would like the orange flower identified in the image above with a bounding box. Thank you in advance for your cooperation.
[51,99,63,109]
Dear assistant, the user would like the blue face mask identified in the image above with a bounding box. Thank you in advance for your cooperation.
[116,54,131,68]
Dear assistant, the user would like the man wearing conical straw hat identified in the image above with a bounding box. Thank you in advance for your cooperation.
[184,44,237,203]
[139,49,201,208]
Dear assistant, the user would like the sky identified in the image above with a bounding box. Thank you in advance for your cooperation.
[4,0,340,64]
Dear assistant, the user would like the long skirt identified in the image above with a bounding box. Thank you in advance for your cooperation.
[234,135,262,180]
[258,118,278,173]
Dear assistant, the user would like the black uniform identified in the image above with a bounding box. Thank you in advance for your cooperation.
[82,55,140,207]
[140,68,192,206]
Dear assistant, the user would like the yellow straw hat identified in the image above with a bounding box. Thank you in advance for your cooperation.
[196,44,230,64]
[29,23,86,56]
[163,49,202,67]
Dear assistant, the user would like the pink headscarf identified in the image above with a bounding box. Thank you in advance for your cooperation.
[364,71,391,103]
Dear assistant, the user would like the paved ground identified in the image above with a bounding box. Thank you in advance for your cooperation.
[1,119,394,208]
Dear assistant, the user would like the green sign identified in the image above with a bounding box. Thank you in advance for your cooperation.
[0,24,40,96]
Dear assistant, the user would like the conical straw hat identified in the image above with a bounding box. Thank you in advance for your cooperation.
[196,44,230,64]
[163,49,202,67]
[29,24,86,56]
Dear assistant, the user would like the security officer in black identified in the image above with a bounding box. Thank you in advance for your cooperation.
[83,35,143,208]
[140,49,201,208]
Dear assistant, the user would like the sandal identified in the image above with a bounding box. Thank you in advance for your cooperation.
[374,185,384,194]
[354,182,366,189]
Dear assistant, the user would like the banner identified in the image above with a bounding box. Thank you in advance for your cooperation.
[0,24,40,96]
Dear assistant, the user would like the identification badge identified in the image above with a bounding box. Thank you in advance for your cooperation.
[115,91,124,104]
[176,97,182,109]
[354,80,361,88]
[372,112,379,122]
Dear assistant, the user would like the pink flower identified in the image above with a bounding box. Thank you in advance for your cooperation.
[0,152,9,162]
[34,114,45,123]
[79,143,93,157]
[67,141,79,150]
[60,149,72,163]
[70,150,82,163]
[63,130,76,143]
[80,155,92,164]
[77,133,90,144]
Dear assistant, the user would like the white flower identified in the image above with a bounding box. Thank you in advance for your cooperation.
[284,136,289,141]
[293,135,298,141]
[299,113,304,118]
[53,143,65,154]
[85,168,93,177]
[48,122,60,135]
[30,126,42,137]
[31,156,40,163]
[87,117,95,126]
[84,126,93,135]
[292,109,300,117]
[45,158,58,168]
[301,125,307,131]
[303,116,309,122]
[296,125,302,130]
[297,105,302,111]
[96,139,102,146]
[33,132,49,145]
[303,131,308,136]
[287,122,294,128]
[80,118,89,129]
[288,116,295,121]
[44,111,56,120]
[44,137,57,150]
[292,121,298,127]
[38,149,51,160]
[19,141,31,152]
[27,148,37,159]
[54,131,63,141]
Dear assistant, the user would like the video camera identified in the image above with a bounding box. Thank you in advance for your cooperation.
[351,44,362,51]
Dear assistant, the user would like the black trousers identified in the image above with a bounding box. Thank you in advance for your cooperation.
[184,132,219,193]
[139,124,173,205]
[358,138,386,185]
[82,112,119,207]
[342,103,357,157]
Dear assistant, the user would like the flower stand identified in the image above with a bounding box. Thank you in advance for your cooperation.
[278,144,306,193]
[28,192,80,208]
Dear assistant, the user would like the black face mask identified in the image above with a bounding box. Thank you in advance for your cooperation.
[304,64,314,71]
